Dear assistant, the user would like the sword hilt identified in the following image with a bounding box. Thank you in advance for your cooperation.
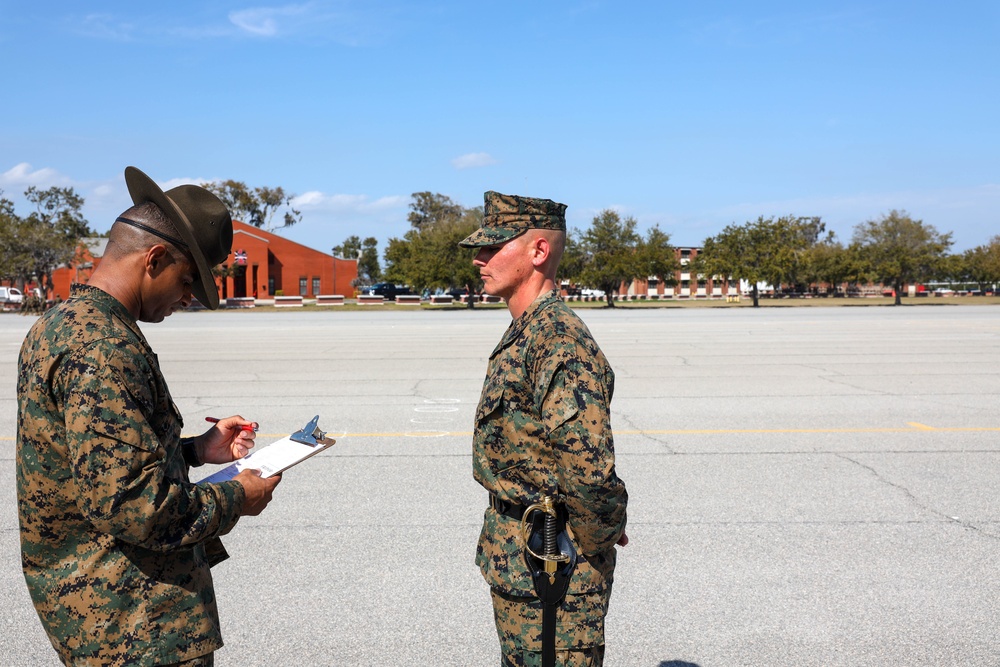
[521,495,570,582]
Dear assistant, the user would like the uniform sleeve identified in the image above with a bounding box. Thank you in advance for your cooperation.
[535,335,627,556]
[58,343,245,551]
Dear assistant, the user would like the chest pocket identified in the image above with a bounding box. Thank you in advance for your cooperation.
[475,373,506,424]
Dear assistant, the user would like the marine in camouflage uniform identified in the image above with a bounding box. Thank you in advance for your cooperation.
[460,192,628,667]
[16,167,280,666]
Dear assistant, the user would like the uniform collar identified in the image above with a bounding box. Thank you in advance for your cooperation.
[494,289,562,355]
[69,283,143,337]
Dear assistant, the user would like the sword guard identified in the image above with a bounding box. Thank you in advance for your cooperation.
[521,496,571,564]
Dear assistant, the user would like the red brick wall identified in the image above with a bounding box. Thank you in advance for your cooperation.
[224,222,357,298]
[14,223,358,303]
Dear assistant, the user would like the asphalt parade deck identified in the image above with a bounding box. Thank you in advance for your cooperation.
[1,305,998,666]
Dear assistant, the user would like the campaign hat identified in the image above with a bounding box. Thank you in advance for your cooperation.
[123,166,233,309]
[458,191,567,248]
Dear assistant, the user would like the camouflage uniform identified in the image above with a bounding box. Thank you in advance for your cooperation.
[17,284,246,666]
[474,289,628,666]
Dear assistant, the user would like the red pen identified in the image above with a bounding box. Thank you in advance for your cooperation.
[205,417,258,433]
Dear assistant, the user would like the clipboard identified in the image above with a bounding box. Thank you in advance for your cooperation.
[197,415,336,484]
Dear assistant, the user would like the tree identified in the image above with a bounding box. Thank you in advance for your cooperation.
[851,210,952,305]
[26,186,90,239]
[963,236,1000,292]
[0,192,24,282]
[636,225,680,293]
[800,235,863,296]
[698,215,815,307]
[407,192,463,229]
[333,235,381,284]
[0,187,92,297]
[358,237,382,285]
[201,180,301,233]
[384,193,483,307]
[332,235,362,259]
[571,209,645,307]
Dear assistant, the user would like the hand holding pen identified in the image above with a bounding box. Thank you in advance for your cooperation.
[205,416,258,432]
[200,416,259,463]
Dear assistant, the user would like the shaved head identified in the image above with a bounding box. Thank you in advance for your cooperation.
[106,202,189,264]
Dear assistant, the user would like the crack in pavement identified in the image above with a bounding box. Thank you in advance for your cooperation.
[835,452,1000,541]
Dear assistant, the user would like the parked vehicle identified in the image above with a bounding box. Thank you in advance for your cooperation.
[0,286,24,304]
[580,288,605,298]
[366,282,413,300]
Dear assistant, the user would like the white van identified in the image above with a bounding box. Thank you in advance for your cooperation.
[0,286,24,304]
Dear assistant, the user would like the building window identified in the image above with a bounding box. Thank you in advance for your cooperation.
[312,277,321,296]
[299,278,308,296]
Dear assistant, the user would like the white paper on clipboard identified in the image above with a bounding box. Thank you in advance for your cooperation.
[197,415,335,484]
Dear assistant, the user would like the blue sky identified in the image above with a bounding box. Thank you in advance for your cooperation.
[1,1,997,254]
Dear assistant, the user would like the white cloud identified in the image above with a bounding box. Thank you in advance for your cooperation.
[0,163,71,189]
[293,191,407,213]
[160,176,211,190]
[229,4,312,37]
[451,152,497,170]
[73,13,136,41]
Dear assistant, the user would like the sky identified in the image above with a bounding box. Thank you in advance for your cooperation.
[1,1,998,255]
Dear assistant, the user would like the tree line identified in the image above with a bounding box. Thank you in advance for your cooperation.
[699,211,1000,306]
[4,182,998,310]
[349,192,1000,308]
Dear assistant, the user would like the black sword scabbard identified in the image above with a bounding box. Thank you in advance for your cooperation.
[521,496,578,667]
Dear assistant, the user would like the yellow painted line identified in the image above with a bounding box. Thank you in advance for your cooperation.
[3,425,999,442]
[907,422,937,431]
[619,427,1000,435]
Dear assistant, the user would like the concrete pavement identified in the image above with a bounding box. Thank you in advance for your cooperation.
[1,305,998,666]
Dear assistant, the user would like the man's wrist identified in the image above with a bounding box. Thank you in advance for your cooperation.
[181,437,203,467]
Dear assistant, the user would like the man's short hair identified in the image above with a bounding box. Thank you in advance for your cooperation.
[107,202,191,264]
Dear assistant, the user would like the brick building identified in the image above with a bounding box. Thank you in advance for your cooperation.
[220,221,358,300]
[626,246,739,299]
[47,238,106,301]
[21,221,357,303]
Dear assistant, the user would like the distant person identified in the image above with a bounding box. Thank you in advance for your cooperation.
[459,192,628,667]
[16,166,281,666]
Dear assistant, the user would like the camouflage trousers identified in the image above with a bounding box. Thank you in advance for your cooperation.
[490,587,612,667]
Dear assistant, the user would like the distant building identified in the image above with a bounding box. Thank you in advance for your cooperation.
[46,238,107,301]
[626,246,739,299]
[220,221,358,299]
[22,221,358,304]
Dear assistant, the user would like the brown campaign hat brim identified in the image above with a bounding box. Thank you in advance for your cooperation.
[124,166,231,309]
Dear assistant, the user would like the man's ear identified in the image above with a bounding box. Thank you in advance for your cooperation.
[530,235,550,268]
[144,245,170,275]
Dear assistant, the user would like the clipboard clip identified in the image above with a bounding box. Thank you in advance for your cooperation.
[289,415,333,447]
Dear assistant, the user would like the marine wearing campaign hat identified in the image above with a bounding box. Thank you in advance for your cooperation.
[122,166,233,309]
[16,166,280,665]
[459,191,567,248]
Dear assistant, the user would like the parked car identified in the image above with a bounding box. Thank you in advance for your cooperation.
[0,286,24,305]
[366,282,413,300]
[580,288,606,298]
